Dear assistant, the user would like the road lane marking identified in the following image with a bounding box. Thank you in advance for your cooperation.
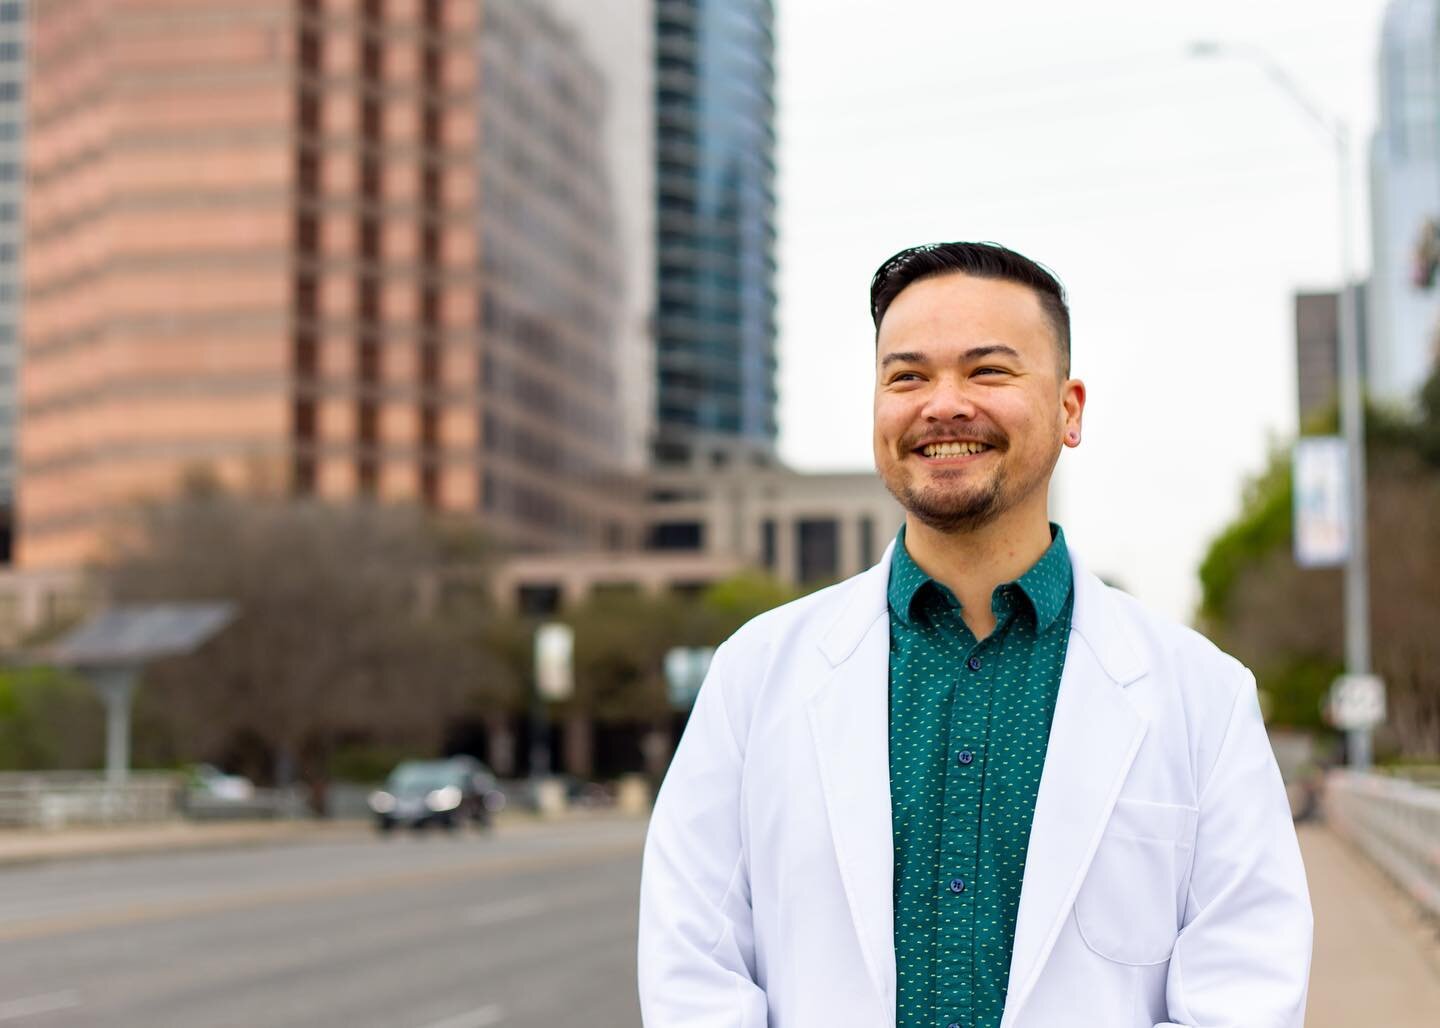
[462,893,550,925]
[418,1002,504,1028]
[0,840,641,943]
[0,990,81,1021]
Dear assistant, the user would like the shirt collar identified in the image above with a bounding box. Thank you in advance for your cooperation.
[886,523,1073,633]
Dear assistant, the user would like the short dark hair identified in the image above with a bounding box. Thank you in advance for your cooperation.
[869,241,1071,376]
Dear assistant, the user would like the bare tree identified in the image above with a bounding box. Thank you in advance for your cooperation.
[106,480,512,810]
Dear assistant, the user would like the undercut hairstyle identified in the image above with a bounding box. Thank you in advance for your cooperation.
[869,241,1071,377]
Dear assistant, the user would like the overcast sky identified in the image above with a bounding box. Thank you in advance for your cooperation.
[774,0,1394,623]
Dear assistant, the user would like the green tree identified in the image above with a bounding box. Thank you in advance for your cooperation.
[1197,364,1440,753]
[0,668,104,770]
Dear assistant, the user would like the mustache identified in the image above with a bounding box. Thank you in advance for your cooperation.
[902,426,1007,450]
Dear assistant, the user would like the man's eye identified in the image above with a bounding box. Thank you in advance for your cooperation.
[890,372,921,383]
[974,367,1007,376]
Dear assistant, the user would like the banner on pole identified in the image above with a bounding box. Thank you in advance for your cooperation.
[1293,436,1349,568]
[664,646,714,710]
[535,622,574,702]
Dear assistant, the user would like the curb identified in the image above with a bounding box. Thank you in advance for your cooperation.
[0,807,650,869]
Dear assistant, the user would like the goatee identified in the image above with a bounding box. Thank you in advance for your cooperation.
[887,471,1008,533]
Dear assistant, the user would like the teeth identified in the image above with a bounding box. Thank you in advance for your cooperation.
[922,441,990,457]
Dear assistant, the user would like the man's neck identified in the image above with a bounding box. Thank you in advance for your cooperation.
[902,507,1055,640]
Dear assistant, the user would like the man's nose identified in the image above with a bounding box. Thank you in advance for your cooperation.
[920,376,976,421]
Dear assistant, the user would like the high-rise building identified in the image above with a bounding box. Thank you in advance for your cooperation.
[0,0,23,563]
[653,0,777,467]
[1368,0,1440,408]
[477,0,636,552]
[543,0,655,475]
[20,0,481,569]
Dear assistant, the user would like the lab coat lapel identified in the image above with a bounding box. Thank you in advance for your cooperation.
[1002,556,1149,1028]
[806,551,897,1025]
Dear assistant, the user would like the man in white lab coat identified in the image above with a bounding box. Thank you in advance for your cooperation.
[638,242,1312,1028]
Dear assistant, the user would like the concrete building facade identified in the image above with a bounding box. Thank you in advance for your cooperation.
[493,466,903,612]
[20,0,481,569]
[477,0,635,553]
[542,0,655,475]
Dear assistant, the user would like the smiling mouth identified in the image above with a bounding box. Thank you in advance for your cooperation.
[915,440,995,459]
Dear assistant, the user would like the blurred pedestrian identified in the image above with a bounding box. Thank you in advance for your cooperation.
[638,242,1312,1027]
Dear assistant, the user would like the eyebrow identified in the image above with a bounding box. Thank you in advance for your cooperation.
[879,344,1023,368]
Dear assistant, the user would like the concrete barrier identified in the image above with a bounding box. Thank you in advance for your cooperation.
[1325,769,1440,919]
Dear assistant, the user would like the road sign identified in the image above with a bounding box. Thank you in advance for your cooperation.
[1293,437,1349,568]
[535,622,574,702]
[1328,673,1385,731]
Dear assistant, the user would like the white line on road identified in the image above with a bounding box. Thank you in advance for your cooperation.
[417,1003,504,1028]
[0,990,81,1022]
[462,893,551,925]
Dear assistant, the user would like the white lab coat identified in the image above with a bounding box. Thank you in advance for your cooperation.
[638,543,1312,1027]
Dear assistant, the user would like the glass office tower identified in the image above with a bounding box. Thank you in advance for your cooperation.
[653,0,777,467]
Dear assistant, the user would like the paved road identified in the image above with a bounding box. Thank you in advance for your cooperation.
[0,817,647,1027]
[1,816,1436,1026]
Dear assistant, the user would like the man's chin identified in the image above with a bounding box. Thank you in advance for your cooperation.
[888,483,1006,534]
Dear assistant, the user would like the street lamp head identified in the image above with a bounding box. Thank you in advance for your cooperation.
[1187,40,1225,59]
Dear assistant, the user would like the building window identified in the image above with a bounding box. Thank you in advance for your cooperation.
[517,584,561,617]
[647,521,704,551]
[760,517,776,570]
[294,397,316,441]
[0,4,19,25]
[859,515,875,569]
[796,519,839,584]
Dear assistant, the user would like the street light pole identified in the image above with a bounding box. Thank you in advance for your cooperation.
[1190,42,1373,766]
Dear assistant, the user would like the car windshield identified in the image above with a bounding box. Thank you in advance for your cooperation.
[386,764,461,793]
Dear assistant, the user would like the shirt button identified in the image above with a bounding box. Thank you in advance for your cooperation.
[948,877,966,894]
[956,749,974,766]
[966,656,981,670]
[947,1023,962,1028]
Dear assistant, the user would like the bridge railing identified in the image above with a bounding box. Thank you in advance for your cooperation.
[1325,769,1440,919]
[0,772,180,829]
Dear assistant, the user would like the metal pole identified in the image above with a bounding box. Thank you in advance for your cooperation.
[529,682,551,778]
[92,669,137,784]
[1334,127,1374,768]
[1189,41,1376,768]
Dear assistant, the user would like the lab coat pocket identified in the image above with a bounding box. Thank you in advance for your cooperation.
[1074,797,1198,966]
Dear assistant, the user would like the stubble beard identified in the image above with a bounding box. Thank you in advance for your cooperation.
[885,463,1009,533]
[880,437,1062,535]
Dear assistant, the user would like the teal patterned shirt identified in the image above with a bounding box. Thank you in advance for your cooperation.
[888,524,1074,1028]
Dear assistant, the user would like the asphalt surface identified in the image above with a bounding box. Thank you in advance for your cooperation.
[0,817,647,1027]
[3,816,1436,1026]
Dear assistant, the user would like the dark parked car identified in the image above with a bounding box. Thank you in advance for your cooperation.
[367,756,504,833]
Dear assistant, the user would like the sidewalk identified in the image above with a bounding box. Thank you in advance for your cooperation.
[1301,822,1440,1027]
